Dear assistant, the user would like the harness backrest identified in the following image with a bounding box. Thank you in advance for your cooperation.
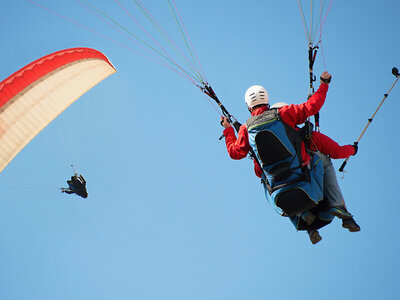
[246,108,322,217]
[246,108,307,190]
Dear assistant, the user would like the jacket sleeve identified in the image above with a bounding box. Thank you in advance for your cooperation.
[223,125,252,160]
[310,131,355,159]
[279,83,329,127]
[253,158,263,178]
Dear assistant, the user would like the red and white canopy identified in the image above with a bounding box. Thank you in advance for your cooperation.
[0,47,116,173]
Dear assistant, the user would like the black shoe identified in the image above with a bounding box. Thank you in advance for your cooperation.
[329,205,352,219]
[307,229,322,244]
[342,217,361,232]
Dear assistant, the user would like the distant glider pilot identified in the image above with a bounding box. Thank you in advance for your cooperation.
[61,173,88,198]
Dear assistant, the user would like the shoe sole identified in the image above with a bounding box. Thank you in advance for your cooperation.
[342,223,361,232]
[309,231,322,244]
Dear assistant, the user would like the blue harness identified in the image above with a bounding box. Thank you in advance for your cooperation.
[246,108,324,216]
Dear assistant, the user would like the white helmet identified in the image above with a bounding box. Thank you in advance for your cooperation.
[244,85,269,108]
[270,102,288,109]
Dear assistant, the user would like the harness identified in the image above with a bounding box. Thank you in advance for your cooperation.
[246,108,324,216]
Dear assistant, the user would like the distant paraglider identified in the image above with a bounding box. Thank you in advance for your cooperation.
[61,173,88,198]
[0,47,116,174]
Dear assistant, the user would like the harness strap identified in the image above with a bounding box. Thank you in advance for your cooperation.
[269,164,302,180]
[263,167,309,195]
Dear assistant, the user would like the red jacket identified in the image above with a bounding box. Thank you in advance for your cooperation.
[308,131,355,159]
[223,83,329,161]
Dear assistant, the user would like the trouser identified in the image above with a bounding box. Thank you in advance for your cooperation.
[314,152,344,207]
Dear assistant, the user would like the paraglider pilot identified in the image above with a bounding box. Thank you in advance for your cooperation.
[220,72,358,244]
[61,173,88,198]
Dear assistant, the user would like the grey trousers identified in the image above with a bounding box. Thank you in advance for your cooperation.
[314,152,344,207]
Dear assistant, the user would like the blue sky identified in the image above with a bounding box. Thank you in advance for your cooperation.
[0,1,399,299]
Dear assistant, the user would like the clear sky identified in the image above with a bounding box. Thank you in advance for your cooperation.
[1,1,399,299]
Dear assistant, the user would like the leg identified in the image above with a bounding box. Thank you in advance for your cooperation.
[315,152,360,232]
[315,153,346,207]
[307,229,322,244]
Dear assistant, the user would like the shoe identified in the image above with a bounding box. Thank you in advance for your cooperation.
[302,211,317,226]
[329,205,352,219]
[307,229,322,244]
[342,217,361,232]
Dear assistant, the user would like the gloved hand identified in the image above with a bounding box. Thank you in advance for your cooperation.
[220,116,232,129]
[320,71,332,84]
[352,142,358,155]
